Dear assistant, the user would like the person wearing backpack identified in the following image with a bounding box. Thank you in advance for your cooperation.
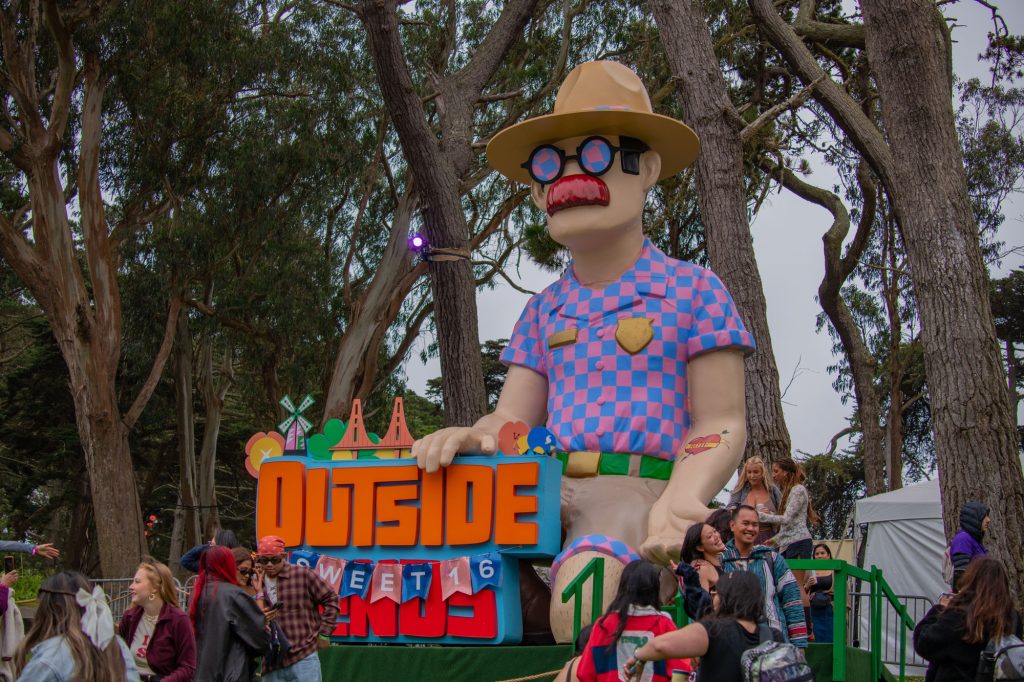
[623,571,812,682]
[948,501,990,591]
[914,557,1021,682]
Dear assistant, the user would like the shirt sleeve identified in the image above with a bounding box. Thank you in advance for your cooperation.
[0,541,35,554]
[759,485,807,527]
[773,552,808,647]
[306,569,341,637]
[685,267,756,359]
[500,294,547,376]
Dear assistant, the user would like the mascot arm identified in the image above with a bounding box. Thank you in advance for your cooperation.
[641,349,747,564]
[413,365,548,472]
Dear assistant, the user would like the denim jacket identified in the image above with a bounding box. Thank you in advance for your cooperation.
[16,635,140,682]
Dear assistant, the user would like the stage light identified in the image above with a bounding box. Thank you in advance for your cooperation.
[408,233,428,253]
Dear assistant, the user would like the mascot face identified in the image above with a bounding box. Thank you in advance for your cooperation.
[528,134,661,254]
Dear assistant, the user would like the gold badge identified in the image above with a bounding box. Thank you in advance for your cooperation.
[615,317,654,354]
[547,328,578,349]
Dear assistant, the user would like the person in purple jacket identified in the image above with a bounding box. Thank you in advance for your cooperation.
[949,501,990,591]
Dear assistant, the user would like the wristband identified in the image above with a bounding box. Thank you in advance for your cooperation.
[31,547,37,556]
[319,634,331,640]
[254,593,265,599]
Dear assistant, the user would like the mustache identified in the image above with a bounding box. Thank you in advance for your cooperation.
[545,174,610,216]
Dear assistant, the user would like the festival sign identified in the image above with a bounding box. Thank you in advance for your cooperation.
[252,397,561,644]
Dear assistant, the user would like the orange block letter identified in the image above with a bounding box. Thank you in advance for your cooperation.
[494,462,539,545]
[445,465,494,546]
[256,460,306,546]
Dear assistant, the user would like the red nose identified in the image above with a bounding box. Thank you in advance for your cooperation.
[546,174,610,216]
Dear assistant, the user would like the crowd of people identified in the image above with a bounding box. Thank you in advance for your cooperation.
[0,456,1018,682]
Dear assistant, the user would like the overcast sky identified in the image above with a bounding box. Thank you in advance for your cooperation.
[403,2,1024,470]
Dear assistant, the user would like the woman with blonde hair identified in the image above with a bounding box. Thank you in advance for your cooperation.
[15,571,139,681]
[728,456,782,545]
[118,559,195,682]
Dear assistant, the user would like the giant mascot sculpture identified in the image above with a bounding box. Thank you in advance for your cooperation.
[411,60,754,641]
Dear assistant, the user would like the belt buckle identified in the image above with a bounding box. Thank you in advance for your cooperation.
[565,451,601,477]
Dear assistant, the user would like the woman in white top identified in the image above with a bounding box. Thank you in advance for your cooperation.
[758,456,818,622]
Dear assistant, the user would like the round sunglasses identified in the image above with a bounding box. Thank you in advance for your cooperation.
[521,135,647,185]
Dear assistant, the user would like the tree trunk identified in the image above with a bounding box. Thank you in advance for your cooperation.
[651,0,792,464]
[170,314,201,569]
[197,333,232,537]
[861,0,1024,603]
[760,159,887,493]
[323,192,422,422]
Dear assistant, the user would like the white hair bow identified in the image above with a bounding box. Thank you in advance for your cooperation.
[75,586,114,650]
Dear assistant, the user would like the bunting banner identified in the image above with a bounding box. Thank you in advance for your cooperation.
[288,550,321,570]
[315,555,346,592]
[470,552,503,593]
[370,562,403,603]
[439,557,473,601]
[401,562,433,603]
[340,560,374,599]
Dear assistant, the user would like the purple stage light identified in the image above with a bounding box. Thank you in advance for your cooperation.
[408,232,428,253]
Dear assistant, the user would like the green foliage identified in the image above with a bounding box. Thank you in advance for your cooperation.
[427,339,510,413]
[802,449,865,538]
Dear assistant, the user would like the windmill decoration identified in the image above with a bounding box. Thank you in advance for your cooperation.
[279,394,315,456]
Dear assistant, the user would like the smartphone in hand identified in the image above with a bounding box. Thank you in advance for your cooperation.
[3,556,13,573]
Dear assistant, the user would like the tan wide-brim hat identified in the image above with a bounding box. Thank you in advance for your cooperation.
[487,60,700,185]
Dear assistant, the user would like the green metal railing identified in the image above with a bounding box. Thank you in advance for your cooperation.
[560,557,914,682]
[789,559,916,682]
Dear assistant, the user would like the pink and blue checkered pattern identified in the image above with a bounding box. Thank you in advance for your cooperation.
[549,533,642,582]
[501,240,755,460]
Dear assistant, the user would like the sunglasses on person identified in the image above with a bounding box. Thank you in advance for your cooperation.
[521,135,649,185]
[255,555,284,565]
[238,567,254,577]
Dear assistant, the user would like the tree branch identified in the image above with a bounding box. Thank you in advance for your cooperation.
[741,74,823,143]
[748,0,896,192]
[122,296,182,430]
[41,0,77,154]
[794,0,865,47]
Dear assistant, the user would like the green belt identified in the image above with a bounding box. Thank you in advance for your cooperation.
[552,451,674,481]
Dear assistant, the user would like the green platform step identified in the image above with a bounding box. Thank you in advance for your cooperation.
[317,642,897,681]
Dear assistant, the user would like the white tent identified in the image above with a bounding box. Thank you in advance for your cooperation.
[854,478,946,675]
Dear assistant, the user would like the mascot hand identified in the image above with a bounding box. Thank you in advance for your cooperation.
[640,532,683,567]
[413,427,497,473]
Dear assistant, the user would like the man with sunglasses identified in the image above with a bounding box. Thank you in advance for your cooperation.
[412,60,755,642]
[255,535,340,681]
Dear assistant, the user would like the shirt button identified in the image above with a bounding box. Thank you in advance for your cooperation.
[597,396,606,406]
[595,360,605,370]
[597,327,605,338]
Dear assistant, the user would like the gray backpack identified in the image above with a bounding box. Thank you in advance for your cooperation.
[978,634,1024,681]
[740,626,815,682]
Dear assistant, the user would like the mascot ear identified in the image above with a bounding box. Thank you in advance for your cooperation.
[640,150,661,191]
[530,181,547,212]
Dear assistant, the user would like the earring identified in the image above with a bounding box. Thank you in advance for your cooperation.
[148,594,155,601]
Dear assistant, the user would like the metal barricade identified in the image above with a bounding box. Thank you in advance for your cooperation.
[849,590,934,669]
[93,577,191,624]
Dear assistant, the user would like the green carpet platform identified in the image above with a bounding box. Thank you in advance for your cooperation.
[317,642,896,681]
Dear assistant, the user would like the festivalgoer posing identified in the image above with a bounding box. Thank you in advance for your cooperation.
[623,571,783,682]
[15,571,139,681]
[948,501,990,591]
[190,546,267,682]
[576,561,690,681]
[255,535,340,682]
[119,559,196,682]
[721,505,807,646]
[914,557,1021,682]
[728,456,782,544]
[805,544,835,644]
[759,456,817,623]
[680,522,726,592]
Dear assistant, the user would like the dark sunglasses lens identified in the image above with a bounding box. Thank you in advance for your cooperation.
[528,145,563,183]
[239,568,252,576]
[578,137,613,175]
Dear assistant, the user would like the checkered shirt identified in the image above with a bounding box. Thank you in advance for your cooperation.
[501,240,755,460]
[263,563,341,672]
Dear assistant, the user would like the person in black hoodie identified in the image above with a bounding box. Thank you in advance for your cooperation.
[948,501,990,591]
[914,557,1021,682]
